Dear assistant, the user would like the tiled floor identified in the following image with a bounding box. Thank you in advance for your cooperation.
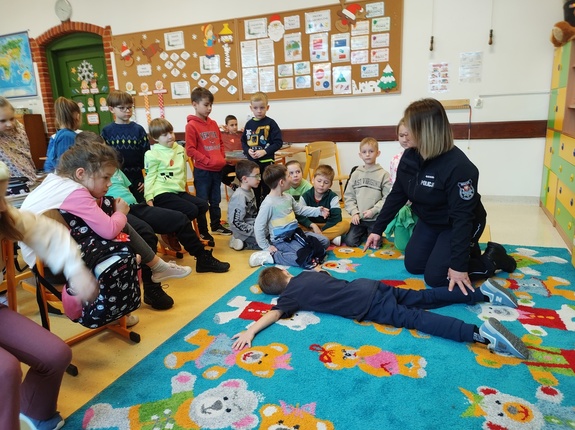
[11,200,569,420]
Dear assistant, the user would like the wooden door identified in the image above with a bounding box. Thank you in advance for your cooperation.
[46,33,113,134]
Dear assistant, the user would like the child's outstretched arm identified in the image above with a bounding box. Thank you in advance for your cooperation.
[232,309,282,350]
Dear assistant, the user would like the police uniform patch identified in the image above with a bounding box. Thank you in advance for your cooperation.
[458,179,475,200]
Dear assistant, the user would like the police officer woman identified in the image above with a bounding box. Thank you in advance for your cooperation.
[364,98,516,295]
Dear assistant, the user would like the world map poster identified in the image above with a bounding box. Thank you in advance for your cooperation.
[0,31,38,98]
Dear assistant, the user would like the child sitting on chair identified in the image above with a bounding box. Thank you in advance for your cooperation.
[297,164,350,246]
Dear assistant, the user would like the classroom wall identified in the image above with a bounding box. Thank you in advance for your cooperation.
[0,0,563,199]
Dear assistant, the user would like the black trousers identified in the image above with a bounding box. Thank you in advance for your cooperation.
[404,218,493,288]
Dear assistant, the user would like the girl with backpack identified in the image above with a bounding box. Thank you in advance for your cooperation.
[20,133,192,324]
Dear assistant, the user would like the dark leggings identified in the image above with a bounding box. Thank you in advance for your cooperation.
[404,219,493,287]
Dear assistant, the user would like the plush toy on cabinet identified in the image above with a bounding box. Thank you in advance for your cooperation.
[551,1,575,47]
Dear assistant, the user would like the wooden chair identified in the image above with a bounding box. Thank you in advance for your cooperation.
[304,141,349,202]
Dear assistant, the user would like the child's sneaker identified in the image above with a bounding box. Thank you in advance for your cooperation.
[479,317,529,359]
[212,224,232,235]
[196,249,230,273]
[20,412,65,430]
[161,233,181,251]
[229,237,245,251]
[331,236,341,246]
[151,261,192,283]
[479,278,517,308]
[143,284,174,310]
[126,313,140,327]
[200,232,215,247]
[249,251,274,267]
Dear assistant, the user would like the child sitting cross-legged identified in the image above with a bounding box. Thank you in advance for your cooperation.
[227,159,262,251]
[232,267,530,361]
[298,164,350,247]
[249,163,330,268]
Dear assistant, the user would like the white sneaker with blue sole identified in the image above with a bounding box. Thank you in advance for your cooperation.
[479,278,518,308]
[479,317,529,359]
[249,251,274,267]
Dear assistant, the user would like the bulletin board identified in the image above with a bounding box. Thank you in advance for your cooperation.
[111,20,241,108]
[237,0,402,100]
[110,1,402,107]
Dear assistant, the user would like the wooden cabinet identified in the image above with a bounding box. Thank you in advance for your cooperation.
[14,113,47,170]
[542,41,575,261]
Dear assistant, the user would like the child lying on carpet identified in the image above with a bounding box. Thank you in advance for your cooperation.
[231,268,529,359]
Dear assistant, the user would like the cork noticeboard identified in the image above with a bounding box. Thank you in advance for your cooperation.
[111,20,241,107]
[110,1,402,107]
[237,0,402,100]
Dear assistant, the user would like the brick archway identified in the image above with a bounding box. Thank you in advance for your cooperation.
[30,21,114,134]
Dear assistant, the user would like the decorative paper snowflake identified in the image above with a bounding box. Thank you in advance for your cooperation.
[76,60,95,81]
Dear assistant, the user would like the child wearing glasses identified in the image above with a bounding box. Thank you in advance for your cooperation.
[101,90,150,202]
[227,159,262,251]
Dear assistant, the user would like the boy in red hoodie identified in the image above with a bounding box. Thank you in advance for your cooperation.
[185,87,232,237]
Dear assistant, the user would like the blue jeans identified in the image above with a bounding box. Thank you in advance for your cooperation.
[194,167,223,231]
[271,232,329,267]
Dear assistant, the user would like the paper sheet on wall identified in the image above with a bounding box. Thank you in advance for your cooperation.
[331,33,350,63]
[245,18,268,40]
[241,40,258,68]
[459,52,483,84]
[257,38,275,66]
[309,32,329,62]
[284,33,303,62]
[259,66,276,93]
[429,62,449,93]
[333,66,352,94]
[313,63,331,91]
[305,10,331,34]
[242,67,259,93]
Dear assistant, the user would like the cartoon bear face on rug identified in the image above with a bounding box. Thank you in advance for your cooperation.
[82,373,262,430]
[320,258,359,273]
[259,401,335,430]
[460,385,575,429]
[164,328,292,380]
[190,379,261,429]
[236,343,292,377]
[309,342,426,378]
[332,246,366,259]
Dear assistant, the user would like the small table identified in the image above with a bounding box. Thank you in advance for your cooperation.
[275,145,305,164]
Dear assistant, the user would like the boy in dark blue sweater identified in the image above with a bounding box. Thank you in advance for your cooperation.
[101,90,149,202]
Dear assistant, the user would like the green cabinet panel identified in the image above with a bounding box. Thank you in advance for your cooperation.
[555,200,575,240]
[541,165,550,207]
[548,89,559,129]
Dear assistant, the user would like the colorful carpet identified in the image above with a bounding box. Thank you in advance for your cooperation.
[65,241,575,429]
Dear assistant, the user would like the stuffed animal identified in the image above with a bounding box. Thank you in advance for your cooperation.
[551,2,575,47]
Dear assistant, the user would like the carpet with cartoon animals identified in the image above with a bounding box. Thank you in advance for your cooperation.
[65,240,575,429]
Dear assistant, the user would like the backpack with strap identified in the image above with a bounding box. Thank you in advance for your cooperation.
[58,196,141,328]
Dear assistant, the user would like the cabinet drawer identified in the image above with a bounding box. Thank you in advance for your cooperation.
[544,129,557,168]
[558,133,575,164]
[545,171,559,215]
[556,179,575,218]
[555,200,575,240]
[555,158,575,187]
